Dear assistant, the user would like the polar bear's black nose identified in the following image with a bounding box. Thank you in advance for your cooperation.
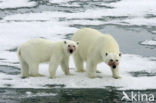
[70,49,73,53]
[112,65,116,69]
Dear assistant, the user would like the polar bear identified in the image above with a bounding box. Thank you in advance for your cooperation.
[17,38,79,78]
[72,28,122,79]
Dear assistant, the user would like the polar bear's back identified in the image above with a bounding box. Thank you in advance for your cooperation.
[18,38,55,62]
[101,35,119,53]
[20,38,53,53]
[72,28,103,60]
[72,28,119,61]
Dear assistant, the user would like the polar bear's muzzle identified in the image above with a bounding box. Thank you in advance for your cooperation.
[67,44,76,54]
[108,60,119,69]
[69,49,73,53]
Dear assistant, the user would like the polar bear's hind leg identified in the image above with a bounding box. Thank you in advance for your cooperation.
[86,60,97,78]
[20,59,29,78]
[18,49,29,78]
[28,63,42,77]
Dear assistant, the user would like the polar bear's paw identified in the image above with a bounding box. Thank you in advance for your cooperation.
[21,76,28,79]
[97,75,103,78]
[66,73,74,76]
[87,74,96,79]
[96,70,101,73]
[113,75,121,79]
[30,74,44,77]
[49,75,56,79]
[37,74,44,77]
[77,69,85,72]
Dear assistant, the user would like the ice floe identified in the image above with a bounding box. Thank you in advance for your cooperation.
[49,0,75,4]
[0,0,37,9]
[109,0,156,17]
[141,40,156,46]
[0,20,78,50]
[0,54,156,90]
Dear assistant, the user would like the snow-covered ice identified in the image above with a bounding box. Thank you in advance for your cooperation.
[49,0,75,4]
[141,40,156,46]
[0,21,78,50]
[24,91,57,97]
[0,54,156,90]
[0,0,37,9]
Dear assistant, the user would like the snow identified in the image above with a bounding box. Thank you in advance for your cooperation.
[109,0,156,17]
[0,0,37,9]
[3,11,104,20]
[141,40,156,46]
[0,21,78,50]
[3,0,156,27]
[0,54,156,90]
[49,0,156,16]
[25,91,57,97]
[49,0,82,7]
[49,0,75,3]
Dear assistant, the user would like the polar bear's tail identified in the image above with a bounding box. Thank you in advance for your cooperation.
[17,47,25,62]
[17,47,22,59]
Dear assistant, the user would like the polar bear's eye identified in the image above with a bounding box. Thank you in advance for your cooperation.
[73,45,75,48]
[116,60,118,62]
[119,53,122,56]
[105,53,108,56]
[68,45,70,47]
[77,41,79,45]
[110,59,113,62]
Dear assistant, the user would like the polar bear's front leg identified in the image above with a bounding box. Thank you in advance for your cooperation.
[86,60,97,78]
[111,67,121,79]
[61,59,70,75]
[49,58,60,78]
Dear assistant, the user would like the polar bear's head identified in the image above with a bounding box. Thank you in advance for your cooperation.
[64,40,79,54]
[104,53,122,69]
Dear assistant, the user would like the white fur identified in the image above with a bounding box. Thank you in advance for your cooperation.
[17,38,78,78]
[72,28,121,79]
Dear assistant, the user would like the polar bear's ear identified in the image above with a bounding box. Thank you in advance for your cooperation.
[119,53,122,57]
[76,41,80,45]
[105,53,108,56]
[64,41,67,44]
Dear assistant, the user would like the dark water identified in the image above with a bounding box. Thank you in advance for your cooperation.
[101,25,156,57]
[0,87,156,103]
[0,0,156,103]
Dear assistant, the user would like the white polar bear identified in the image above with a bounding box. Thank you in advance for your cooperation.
[72,28,122,79]
[17,38,79,78]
